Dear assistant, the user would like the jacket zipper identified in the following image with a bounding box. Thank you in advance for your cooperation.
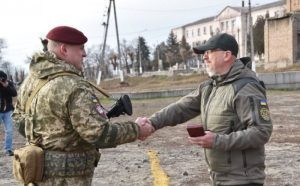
[226,120,236,165]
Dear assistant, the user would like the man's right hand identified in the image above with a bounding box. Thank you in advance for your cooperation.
[135,117,155,141]
[0,79,9,87]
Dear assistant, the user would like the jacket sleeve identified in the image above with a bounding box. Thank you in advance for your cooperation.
[12,100,26,137]
[149,86,201,130]
[68,82,139,148]
[5,81,17,97]
[214,83,273,151]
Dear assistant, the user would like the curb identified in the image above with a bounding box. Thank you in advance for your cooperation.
[110,88,196,99]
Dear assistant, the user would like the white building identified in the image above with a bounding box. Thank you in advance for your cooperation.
[172,0,286,58]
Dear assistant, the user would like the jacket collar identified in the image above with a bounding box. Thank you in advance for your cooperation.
[30,51,83,79]
[211,60,252,86]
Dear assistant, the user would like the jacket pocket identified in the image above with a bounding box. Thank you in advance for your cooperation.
[207,149,231,172]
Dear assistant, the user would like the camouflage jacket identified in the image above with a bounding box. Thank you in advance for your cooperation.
[13,51,139,152]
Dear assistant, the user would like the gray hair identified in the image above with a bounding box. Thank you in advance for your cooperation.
[47,40,62,52]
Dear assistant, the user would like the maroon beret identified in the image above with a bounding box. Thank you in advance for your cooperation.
[46,26,88,45]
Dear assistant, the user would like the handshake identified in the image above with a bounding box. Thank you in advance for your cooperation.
[135,117,155,141]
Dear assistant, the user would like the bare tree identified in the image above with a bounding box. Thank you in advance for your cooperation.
[0,38,7,65]
[120,39,131,73]
[1,61,13,80]
[0,38,28,84]
[85,44,112,81]
[179,35,193,69]
[14,67,26,85]
[108,50,118,71]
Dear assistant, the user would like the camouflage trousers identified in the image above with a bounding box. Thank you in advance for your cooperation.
[33,175,93,186]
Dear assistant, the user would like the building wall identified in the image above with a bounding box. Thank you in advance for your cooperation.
[171,1,286,59]
[215,7,245,57]
[172,27,184,43]
[291,13,300,63]
[287,0,300,12]
[252,5,286,23]
[185,22,216,47]
[265,16,294,69]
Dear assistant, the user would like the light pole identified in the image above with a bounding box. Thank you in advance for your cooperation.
[248,0,255,72]
[138,42,142,74]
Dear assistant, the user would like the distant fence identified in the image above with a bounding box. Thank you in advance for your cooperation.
[110,71,300,99]
[258,71,300,90]
[110,88,195,100]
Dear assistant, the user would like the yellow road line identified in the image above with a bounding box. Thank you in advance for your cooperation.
[147,150,169,186]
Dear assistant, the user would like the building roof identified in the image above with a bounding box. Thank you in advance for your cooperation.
[182,16,215,27]
[252,0,285,11]
[215,6,246,18]
[172,16,215,30]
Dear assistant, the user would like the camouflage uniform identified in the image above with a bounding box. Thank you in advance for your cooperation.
[13,51,139,185]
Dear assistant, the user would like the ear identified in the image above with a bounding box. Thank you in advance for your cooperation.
[223,51,233,63]
[59,44,68,57]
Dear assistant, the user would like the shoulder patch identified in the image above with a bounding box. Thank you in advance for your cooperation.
[260,99,267,106]
[91,95,108,118]
[258,99,270,122]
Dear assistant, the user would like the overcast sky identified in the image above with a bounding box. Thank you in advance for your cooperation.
[0,0,277,69]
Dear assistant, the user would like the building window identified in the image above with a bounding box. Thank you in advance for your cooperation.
[231,20,236,31]
[210,25,213,33]
[226,21,229,30]
[186,30,189,38]
[203,27,206,35]
[198,28,201,36]
[192,30,194,37]
[221,22,224,31]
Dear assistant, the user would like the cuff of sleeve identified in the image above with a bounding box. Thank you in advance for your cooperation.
[212,134,220,149]
[149,118,159,130]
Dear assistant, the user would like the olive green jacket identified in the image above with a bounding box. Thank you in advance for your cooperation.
[150,60,272,185]
[13,52,139,152]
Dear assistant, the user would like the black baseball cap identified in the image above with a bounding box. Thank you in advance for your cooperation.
[193,33,238,56]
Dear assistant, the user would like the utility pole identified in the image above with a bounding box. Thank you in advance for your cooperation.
[157,44,162,71]
[99,0,123,83]
[112,0,122,75]
[248,0,255,72]
[138,42,142,74]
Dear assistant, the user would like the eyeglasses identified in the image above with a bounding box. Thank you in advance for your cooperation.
[204,48,225,55]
